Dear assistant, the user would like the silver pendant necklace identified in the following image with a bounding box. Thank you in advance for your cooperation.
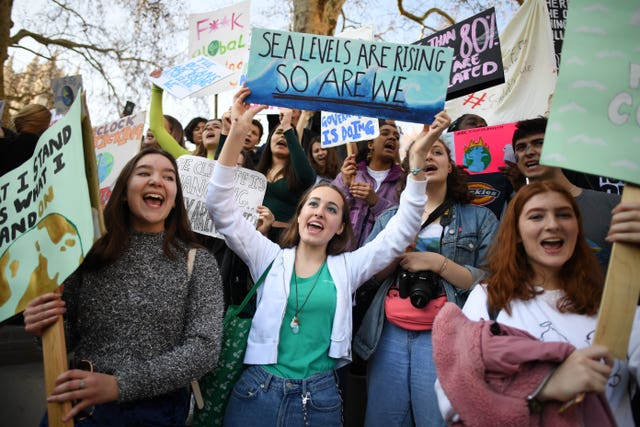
[290,263,323,334]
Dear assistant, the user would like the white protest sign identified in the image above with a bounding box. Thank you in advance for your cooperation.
[320,113,379,147]
[176,156,267,239]
[92,111,146,206]
[149,56,233,100]
[188,1,252,96]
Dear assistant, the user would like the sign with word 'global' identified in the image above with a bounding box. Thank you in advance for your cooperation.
[246,28,453,124]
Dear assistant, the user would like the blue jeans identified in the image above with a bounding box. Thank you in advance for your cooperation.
[39,388,189,426]
[365,320,445,427]
[224,365,342,427]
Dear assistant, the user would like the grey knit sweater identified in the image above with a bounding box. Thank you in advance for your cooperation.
[63,232,223,401]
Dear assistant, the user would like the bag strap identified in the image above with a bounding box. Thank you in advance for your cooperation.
[230,259,275,315]
[420,197,455,231]
[186,248,204,410]
[187,248,196,280]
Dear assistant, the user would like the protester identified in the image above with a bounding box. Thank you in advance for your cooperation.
[333,119,404,249]
[24,147,224,425]
[206,86,450,426]
[184,116,207,153]
[434,181,639,427]
[354,137,498,427]
[215,116,264,169]
[512,117,621,272]
[0,104,51,176]
[306,135,341,184]
[252,108,316,241]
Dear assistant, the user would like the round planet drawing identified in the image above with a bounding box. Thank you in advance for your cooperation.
[97,152,115,183]
[61,85,75,107]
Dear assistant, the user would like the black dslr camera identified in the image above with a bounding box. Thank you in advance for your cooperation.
[397,270,442,308]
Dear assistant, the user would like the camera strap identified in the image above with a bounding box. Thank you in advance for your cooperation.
[420,198,454,231]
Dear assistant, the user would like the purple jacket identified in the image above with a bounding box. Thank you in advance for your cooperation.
[333,161,404,248]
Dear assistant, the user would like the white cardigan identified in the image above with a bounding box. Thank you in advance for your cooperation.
[206,163,427,368]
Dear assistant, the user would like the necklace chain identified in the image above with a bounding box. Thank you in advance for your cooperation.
[290,263,324,334]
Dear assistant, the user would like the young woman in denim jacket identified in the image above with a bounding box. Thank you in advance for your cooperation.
[354,138,499,427]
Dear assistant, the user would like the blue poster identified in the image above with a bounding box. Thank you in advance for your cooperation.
[246,28,453,124]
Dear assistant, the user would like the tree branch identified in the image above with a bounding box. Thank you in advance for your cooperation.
[396,0,456,28]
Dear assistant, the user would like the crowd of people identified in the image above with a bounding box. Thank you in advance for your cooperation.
[1,56,639,427]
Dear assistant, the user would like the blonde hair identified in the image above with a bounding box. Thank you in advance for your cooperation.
[13,104,51,136]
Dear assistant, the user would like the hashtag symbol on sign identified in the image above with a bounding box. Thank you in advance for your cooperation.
[462,93,487,108]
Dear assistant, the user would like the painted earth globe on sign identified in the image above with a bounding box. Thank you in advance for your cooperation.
[97,152,115,184]
[61,85,75,107]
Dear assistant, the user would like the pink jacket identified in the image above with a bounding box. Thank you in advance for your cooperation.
[433,303,616,427]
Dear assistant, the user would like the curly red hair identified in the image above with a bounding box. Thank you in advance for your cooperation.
[486,181,603,316]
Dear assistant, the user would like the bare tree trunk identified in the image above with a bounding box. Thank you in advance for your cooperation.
[0,0,14,125]
[292,0,346,35]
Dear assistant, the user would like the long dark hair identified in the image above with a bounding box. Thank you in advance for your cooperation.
[81,147,199,271]
[401,139,473,204]
[306,136,341,180]
[486,181,603,316]
[279,183,354,255]
[184,116,207,143]
[256,126,305,193]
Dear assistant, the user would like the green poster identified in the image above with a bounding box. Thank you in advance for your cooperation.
[541,1,640,185]
[0,96,95,321]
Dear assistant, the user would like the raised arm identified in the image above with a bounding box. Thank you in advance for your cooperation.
[149,83,190,158]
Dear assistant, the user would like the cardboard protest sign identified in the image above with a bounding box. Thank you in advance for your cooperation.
[541,3,639,186]
[453,122,516,175]
[176,156,266,239]
[320,113,379,147]
[189,1,251,95]
[541,1,640,360]
[546,0,567,68]
[149,56,233,99]
[0,95,96,322]
[445,0,557,126]
[93,111,145,206]
[246,28,453,124]
[416,7,504,100]
[52,75,83,115]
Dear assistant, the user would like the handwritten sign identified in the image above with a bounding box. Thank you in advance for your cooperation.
[444,0,557,126]
[176,156,266,239]
[320,112,379,147]
[416,8,504,100]
[542,1,640,186]
[93,111,145,206]
[149,56,233,99]
[188,1,251,95]
[453,122,517,175]
[246,28,453,124]
[0,96,95,322]
[52,75,83,115]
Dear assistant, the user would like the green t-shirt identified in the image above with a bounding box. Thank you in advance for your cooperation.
[263,261,337,379]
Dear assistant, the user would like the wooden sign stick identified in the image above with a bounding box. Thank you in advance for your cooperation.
[594,184,640,359]
[42,288,73,427]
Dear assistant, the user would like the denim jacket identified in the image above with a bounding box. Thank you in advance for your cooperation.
[353,202,498,360]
